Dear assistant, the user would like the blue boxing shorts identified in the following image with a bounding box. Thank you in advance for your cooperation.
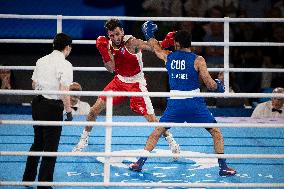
[160,98,216,129]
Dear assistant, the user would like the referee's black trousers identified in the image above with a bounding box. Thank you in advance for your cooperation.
[23,95,64,189]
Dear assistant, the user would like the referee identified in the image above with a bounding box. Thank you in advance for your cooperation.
[22,33,73,189]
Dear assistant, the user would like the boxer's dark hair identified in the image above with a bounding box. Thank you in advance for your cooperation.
[104,19,123,31]
[174,30,192,48]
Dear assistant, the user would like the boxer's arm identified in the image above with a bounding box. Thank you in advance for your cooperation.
[148,38,170,63]
[195,56,217,91]
[133,38,153,51]
[96,36,115,73]
[104,60,115,73]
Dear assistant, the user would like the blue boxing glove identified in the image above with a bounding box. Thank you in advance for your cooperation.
[214,79,225,93]
[141,21,158,40]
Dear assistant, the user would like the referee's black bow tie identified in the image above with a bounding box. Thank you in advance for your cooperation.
[272,108,282,114]
[71,107,78,111]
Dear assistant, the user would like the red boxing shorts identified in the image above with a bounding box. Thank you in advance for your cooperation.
[99,75,154,115]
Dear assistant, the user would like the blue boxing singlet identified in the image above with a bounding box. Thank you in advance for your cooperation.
[166,51,199,91]
[160,50,215,124]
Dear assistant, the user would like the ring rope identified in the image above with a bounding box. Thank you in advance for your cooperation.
[1,89,284,98]
[1,181,283,188]
[1,120,284,128]
[1,151,284,159]
[1,65,284,73]
[1,14,284,22]
[1,39,284,47]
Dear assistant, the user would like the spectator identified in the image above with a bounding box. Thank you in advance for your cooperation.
[203,5,224,34]
[203,22,224,68]
[239,0,271,18]
[183,0,238,17]
[251,87,284,118]
[0,67,12,89]
[261,25,284,88]
[142,0,182,17]
[263,6,282,42]
[68,82,90,115]
[273,0,284,16]
[179,11,206,55]
[231,10,264,98]
[203,6,224,68]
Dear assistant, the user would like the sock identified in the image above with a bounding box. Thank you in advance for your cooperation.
[165,133,173,143]
[218,158,228,169]
[82,129,90,137]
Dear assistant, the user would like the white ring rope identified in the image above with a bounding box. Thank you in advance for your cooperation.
[1,151,284,159]
[1,181,283,188]
[1,89,284,98]
[1,14,284,22]
[1,39,284,47]
[1,120,284,128]
[1,65,284,73]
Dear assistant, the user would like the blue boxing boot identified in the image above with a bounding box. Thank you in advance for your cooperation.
[218,158,237,176]
[129,157,148,172]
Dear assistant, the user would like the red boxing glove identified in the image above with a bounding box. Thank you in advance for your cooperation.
[96,36,111,63]
[160,31,176,49]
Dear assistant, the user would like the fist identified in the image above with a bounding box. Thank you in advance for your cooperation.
[161,31,175,49]
[214,79,225,93]
[141,21,158,40]
[96,36,111,63]
[96,36,109,48]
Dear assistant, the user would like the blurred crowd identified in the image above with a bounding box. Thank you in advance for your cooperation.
[139,0,284,106]
[1,0,283,108]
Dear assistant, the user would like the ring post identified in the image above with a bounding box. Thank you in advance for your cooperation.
[224,17,230,93]
[104,94,113,185]
[56,15,62,33]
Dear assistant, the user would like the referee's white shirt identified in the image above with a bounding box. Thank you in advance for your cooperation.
[32,50,73,100]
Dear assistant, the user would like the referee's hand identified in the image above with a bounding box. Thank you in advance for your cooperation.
[65,112,73,121]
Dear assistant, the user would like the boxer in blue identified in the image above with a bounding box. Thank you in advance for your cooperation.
[129,21,236,177]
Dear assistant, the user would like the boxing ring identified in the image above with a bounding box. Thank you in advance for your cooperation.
[1,15,284,188]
